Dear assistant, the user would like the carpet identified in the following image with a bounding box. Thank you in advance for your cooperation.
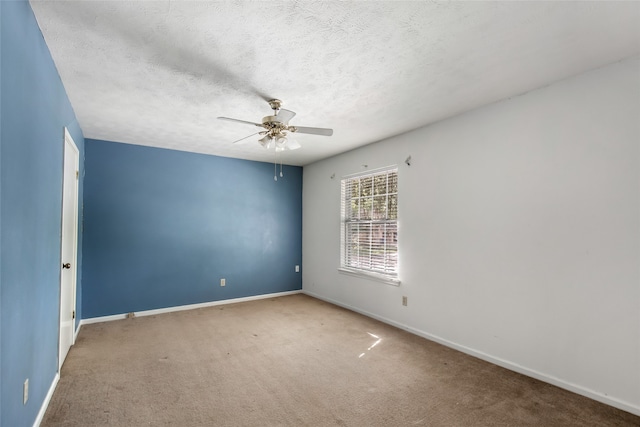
[42,294,639,426]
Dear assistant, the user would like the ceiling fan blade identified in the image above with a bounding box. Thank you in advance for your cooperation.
[231,132,261,144]
[291,126,333,136]
[276,109,296,124]
[218,117,263,127]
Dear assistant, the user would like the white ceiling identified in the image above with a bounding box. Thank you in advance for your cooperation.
[30,1,640,166]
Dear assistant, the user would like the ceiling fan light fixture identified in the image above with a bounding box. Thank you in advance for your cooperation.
[275,134,287,148]
[258,134,273,149]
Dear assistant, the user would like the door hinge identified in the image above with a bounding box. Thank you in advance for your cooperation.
[76,170,79,179]
[72,310,76,320]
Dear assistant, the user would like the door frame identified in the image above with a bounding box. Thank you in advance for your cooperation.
[59,127,79,371]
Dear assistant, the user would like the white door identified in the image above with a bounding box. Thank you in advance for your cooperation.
[60,128,79,369]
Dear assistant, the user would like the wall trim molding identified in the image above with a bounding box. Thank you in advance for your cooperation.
[73,323,81,342]
[33,372,59,427]
[303,290,640,417]
[80,290,303,326]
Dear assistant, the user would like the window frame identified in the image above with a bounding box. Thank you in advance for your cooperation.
[339,167,400,286]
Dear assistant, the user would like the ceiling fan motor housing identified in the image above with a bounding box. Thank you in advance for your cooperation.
[262,116,289,137]
[262,115,285,126]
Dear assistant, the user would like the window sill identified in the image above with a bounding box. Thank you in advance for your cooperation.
[338,268,401,286]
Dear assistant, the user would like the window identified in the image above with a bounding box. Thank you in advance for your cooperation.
[340,167,399,284]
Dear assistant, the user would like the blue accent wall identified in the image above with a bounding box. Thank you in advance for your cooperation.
[82,140,302,318]
[0,2,85,426]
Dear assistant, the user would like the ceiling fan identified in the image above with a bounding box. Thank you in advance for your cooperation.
[218,99,333,151]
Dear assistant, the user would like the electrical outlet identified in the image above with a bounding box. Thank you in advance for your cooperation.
[23,379,29,405]
[295,265,300,273]
[220,278,226,287]
[402,296,408,306]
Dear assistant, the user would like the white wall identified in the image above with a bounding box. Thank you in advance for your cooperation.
[302,57,640,415]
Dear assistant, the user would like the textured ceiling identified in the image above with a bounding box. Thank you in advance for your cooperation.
[30,1,640,166]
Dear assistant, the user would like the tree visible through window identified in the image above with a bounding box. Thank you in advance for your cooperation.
[341,168,398,279]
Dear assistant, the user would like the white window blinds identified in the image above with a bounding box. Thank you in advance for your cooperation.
[341,168,398,279]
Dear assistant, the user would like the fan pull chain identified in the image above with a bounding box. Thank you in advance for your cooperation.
[273,151,284,181]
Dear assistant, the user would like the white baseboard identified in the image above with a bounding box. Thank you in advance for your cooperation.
[303,290,640,417]
[33,372,59,427]
[80,313,127,326]
[73,322,81,342]
[80,290,303,326]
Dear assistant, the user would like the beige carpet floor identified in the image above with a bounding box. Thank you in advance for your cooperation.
[43,294,639,426]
